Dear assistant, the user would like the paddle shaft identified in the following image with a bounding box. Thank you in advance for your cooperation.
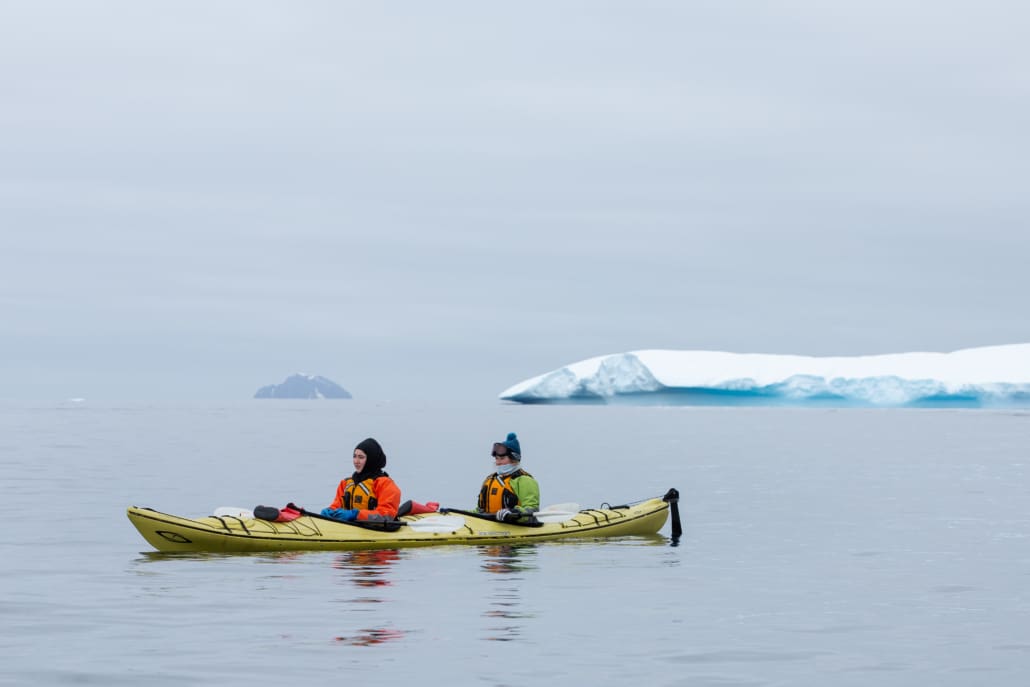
[299,508,403,532]
[439,507,545,528]
[298,509,465,533]
[232,505,454,533]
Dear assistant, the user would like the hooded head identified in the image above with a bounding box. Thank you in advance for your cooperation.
[354,437,387,475]
[492,432,522,461]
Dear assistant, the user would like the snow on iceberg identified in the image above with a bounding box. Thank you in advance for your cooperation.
[498,344,1030,407]
[254,373,352,400]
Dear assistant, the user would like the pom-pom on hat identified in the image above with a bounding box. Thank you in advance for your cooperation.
[354,437,387,473]
[493,432,522,461]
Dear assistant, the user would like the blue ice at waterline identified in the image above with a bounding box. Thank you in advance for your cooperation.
[498,344,1030,407]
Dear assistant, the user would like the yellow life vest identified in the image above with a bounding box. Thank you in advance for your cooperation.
[342,477,378,510]
[478,469,532,513]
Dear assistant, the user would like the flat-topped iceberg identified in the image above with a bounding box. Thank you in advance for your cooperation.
[499,344,1030,407]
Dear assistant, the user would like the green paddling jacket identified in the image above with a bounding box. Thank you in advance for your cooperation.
[477,469,540,514]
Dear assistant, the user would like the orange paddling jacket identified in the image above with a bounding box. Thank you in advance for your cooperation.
[329,475,401,521]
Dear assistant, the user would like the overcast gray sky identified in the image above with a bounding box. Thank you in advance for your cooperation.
[2,1,1028,400]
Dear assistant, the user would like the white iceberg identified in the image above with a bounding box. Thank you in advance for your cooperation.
[498,344,1030,407]
[254,373,352,400]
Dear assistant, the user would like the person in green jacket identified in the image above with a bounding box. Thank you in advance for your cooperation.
[476,432,540,522]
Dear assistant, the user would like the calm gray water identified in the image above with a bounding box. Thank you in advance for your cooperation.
[2,401,1029,686]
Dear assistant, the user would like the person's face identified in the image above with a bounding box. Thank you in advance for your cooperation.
[353,449,368,472]
[492,445,514,466]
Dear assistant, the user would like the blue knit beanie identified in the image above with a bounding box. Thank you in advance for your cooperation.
[497,432,521,460]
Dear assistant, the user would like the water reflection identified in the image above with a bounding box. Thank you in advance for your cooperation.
[133,551,239,564]
[334,627,405,646]
[133,550,316,565]
[330,549,405,646]
[332,549,401,588]
[478,545,538,642]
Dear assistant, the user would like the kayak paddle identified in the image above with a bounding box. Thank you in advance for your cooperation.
[214,506,465,533]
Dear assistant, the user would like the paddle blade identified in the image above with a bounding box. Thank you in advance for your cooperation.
[532,502,582,522]
[213,507,254,519]
[406,515,465,533]
[540,502,580,514]
[533,510,579,523]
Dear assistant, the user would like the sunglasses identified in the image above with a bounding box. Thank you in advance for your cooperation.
[491,448,510,458]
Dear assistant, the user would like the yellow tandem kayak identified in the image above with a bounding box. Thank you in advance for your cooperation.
[127,490,681,553]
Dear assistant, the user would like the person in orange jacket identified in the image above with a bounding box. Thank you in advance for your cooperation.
[321,438,401,523]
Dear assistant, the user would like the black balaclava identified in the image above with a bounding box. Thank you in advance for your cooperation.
[353,437,387,480]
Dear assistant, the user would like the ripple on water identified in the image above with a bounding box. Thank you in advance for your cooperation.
[668,650,830,664]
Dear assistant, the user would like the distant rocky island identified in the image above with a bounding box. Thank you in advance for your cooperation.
[254,374,352,399]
